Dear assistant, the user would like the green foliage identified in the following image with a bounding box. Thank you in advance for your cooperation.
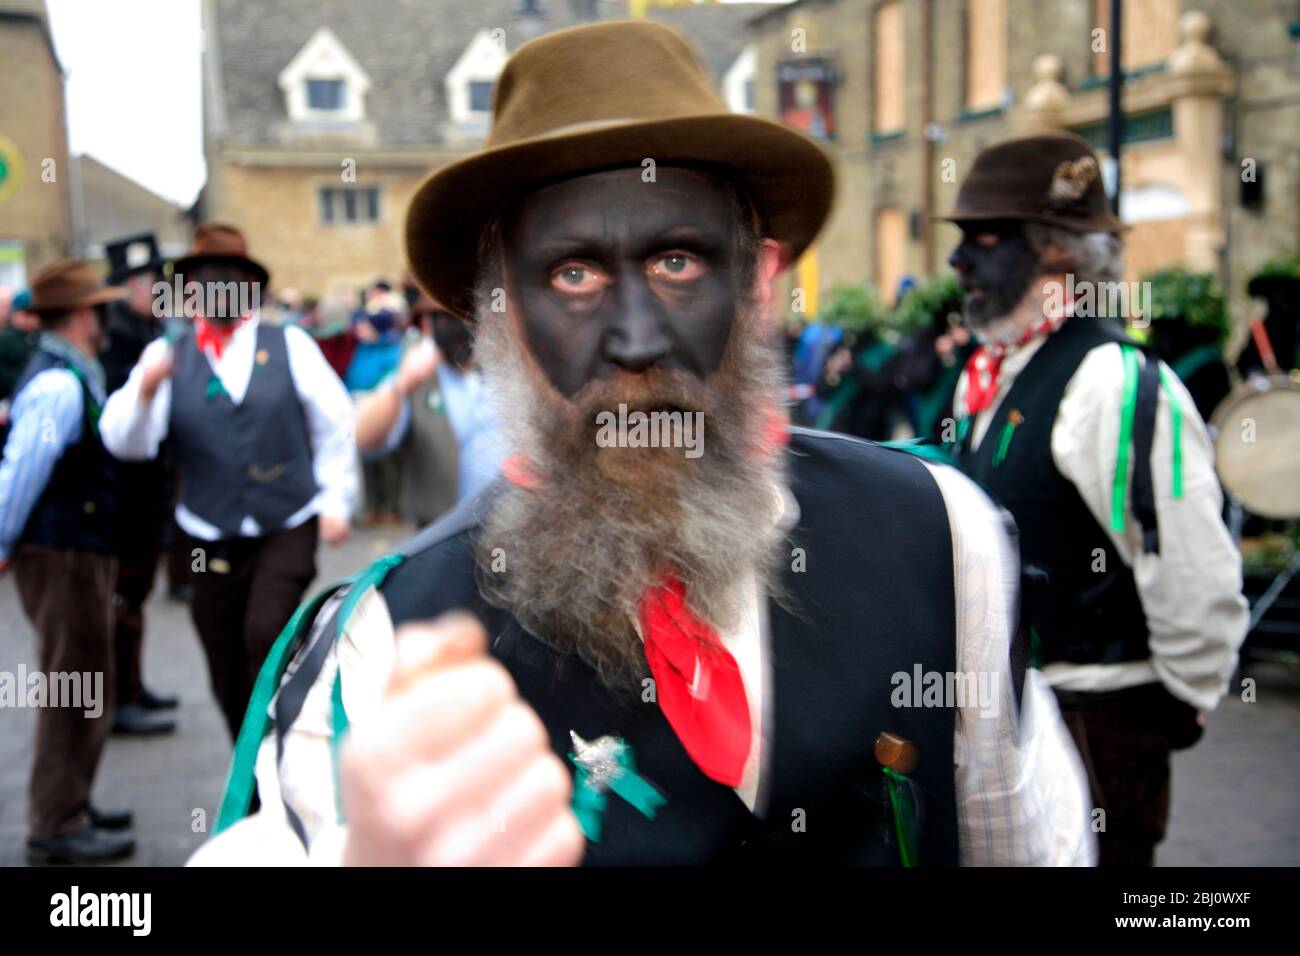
[1142,267,1229,344]
[889,273,964,335]
[817,282,887,336]
[1249,252,1300,283]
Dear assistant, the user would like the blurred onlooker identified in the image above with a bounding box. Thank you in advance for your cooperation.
[308,295,357,379]
[354,291,504,526]
[100,233,179,736]
[0,290,41,410]
[275,288,304,326]
[810,283,901,440]
[346,279,408,525]
[891,274,974,442]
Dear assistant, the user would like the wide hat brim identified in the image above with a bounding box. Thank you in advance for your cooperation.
[405,113,834,320]
[31,285,126,315]
[170,252,270,289]
[936,206,1126,234]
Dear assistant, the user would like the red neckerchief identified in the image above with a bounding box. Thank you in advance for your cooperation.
[195,316,245,360]
[963,314,1065,416]
[499,400,790,788]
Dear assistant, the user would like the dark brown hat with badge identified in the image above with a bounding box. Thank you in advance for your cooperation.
[943,131,1123,235]
[405,19,835,320]
[171,223,270,288]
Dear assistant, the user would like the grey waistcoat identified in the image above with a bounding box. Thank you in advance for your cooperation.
[169,324,317,539]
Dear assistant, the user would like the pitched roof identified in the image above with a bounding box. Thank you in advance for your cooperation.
[208,0,767,150]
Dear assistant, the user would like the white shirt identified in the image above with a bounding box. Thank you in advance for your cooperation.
[191,461,1095,867]
[100,314,359,539]
[953,326,1249,712]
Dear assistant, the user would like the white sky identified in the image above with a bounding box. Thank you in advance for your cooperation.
[47,0,206,208]
[44,0,787,210]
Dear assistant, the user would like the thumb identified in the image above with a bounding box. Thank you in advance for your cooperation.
[386,611,489,696]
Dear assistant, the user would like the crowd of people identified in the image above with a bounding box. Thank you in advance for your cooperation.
[0,18,1282,870]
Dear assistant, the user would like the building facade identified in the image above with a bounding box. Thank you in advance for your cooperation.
[200,0,765,299]
[746,0,1300,338]
[0,0,74,289]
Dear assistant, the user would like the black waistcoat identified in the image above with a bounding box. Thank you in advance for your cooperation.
[378,429,960,865]
[12,348,116,554]
[951,316,1148,665]
[169,324,317,539]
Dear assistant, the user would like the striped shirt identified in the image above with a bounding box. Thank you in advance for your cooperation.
[0,366,89,559]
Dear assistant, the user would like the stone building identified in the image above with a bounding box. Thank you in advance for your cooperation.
[745,0,1300,334]
[73,154,191,266]
[200,0,765,299]
[0,0,73,289]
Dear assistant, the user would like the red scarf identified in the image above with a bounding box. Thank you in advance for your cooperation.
[499,400,791,787]
[963,315,1064,416]
[195,317,245,360]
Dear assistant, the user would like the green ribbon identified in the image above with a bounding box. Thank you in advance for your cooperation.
[568,741,665,842]
[991,418,1018,469]
[206,374,229,402]
[1111,345,1141,533]
[1157,367,1184,500]
[882,766,918,868]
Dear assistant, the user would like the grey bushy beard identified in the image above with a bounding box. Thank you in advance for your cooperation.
[470,271,789,695]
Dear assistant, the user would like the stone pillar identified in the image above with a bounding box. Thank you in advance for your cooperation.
[1166,10,1234,271]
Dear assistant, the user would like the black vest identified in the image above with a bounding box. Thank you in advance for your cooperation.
[11,348,116,554]
[169,324,317,539]
[375,430,961,865]
[951,317,1148,665]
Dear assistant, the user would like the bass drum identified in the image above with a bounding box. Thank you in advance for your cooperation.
[1210,372,1300,519]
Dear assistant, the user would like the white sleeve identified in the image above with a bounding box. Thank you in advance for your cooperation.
[922,461,1096,866]
[284,324,360,522]
[98,337,172,461]
[1052,343,1249,712]
[188,586,398,866]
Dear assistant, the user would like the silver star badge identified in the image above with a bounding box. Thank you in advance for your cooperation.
[569,732,627,794]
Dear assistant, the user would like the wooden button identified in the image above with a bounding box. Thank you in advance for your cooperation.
[874,732,918,774]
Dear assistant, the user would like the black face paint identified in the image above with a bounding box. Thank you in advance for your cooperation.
[947,220,1043,331]
[501,166,742,398]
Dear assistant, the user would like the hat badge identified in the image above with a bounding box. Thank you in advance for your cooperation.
[1048,155,1098,204]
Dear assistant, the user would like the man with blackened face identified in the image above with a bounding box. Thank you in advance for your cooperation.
[195,22,1093,869]
[943,133,1247,867]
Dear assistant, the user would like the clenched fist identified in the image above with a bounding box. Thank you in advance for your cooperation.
[339,612,584,867]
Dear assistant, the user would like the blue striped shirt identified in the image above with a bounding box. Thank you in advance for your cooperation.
[0,367,88,559]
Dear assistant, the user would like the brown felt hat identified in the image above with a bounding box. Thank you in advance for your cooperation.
[942,131,1124,235]
[28,259,126,316]
[405,19,835,320]
[172,223,270,288]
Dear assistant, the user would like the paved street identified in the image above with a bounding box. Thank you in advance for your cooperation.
[1,524,1298,866]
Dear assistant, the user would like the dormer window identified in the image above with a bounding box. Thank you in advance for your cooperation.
[446,29,509,130]
[279,26,371,124]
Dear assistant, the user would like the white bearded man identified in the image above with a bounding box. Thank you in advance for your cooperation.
[191,21,1092,868]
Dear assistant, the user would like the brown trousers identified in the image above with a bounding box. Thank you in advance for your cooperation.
[186,518,318,741]
[1054,685,1172,867]
[112,514,165,705]
[14,545,118,839]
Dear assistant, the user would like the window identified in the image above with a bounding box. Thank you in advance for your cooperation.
[468,80,493,113]
[320,186,381,225]
[965,0,1007,111]
[744,79,756,112]
[873,0,905,134]
[874,207,907,305]
[306,79,345,111]
[1092,0,1180,76]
